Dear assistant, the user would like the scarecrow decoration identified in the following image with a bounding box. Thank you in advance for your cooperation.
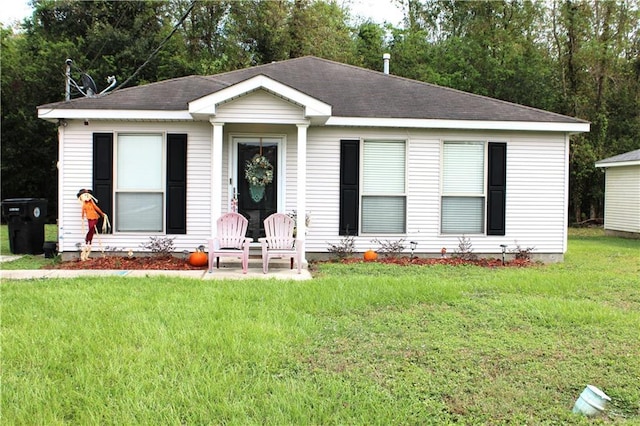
[77,188,110,260]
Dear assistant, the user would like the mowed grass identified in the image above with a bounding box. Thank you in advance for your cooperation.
[2,229,639,424]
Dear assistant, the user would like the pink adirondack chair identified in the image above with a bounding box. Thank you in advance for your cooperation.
[259,213,303,274]
[208,213,252,274]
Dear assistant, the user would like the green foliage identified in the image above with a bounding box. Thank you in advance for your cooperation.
[353,21,386,70]
[1,25,69,222]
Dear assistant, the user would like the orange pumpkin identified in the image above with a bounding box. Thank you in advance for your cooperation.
[188,249,208,267]
[363,249,378,262]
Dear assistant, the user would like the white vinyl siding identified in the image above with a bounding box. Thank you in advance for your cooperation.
[441,141,485,234]
[603,166,640,233]
[362,140,406,234]
[57,121,212,254]
[216,90,306,124]
[506,136,567,252]
[115,134,164,232]
[57,119,571,258]
[308,129,568,256]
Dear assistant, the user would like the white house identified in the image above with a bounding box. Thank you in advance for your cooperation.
[595,149,640,238]
[38,56,590,262]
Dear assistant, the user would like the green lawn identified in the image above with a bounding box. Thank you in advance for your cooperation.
[2,229,639,424]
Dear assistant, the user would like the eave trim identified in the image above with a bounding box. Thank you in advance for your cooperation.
[325,117,590,133]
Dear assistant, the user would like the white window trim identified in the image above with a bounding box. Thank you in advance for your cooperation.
[113,132,166,234]
[229,133,286,213]
[439,139,488,236]
[359,139,408,235]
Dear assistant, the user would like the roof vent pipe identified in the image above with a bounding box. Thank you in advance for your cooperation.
[383,53,390,74]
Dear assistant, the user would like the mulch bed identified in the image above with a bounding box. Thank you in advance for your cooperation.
[326,256,534,268]
[46,254,534,270]
[46,255,206,270]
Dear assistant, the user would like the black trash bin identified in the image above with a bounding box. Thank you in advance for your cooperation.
[1,198,47,255]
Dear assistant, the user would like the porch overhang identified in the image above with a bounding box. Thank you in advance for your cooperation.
[188,75,332,124]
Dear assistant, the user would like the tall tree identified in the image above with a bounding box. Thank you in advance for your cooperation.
[549,0,640,221]
[1,0,182,220]
[353,21,387,70]
[1,26,76,220]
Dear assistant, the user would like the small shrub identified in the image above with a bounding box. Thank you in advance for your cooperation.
[372,238,406,258]
[510,241,535,261]
[140,237,175,256]
[453,235,477,261]
[327,234,355,260]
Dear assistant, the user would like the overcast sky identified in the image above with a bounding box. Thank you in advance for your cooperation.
[1,0,404,28]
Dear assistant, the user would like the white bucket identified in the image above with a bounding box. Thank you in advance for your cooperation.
[572,385,611,416]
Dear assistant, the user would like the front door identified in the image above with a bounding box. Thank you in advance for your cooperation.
[236,140,278,241]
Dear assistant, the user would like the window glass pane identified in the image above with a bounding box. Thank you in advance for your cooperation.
[117,134,163,190]
[443,142,484,194]
[116,193,163,232]
[441,196,484,234]
[363,141,405,194]
[362,196,406,233]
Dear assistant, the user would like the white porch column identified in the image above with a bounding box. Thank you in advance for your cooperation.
[296,124,308,261]
[57,122,65,252]
[211,121,224,236]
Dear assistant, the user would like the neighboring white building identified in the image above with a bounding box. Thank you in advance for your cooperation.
[38,56,590,262]
[595,149,640,238]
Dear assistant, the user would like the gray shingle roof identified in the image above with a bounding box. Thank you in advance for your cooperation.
[39,56,587,124]
[596,149,640,165]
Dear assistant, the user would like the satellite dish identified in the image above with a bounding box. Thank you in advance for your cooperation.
[81,74,98,97]
[64,60,117,100]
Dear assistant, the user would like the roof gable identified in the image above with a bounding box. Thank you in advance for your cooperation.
[188,75,331,123]
[214,89,307,124]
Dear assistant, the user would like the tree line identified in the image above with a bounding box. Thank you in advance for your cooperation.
[2,0,638,223]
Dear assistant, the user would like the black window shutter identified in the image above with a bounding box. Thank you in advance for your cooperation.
[166,134,187,234]
[339,140,359,235]
[487,142,507,235]
[92,133,113,234]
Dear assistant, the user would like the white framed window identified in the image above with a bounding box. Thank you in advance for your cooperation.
[361,140,406,233]
[441,141,485,234]
[115,134,164,232]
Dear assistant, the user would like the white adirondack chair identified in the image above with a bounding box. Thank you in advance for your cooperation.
[259,213,303,274]
[208,213,252,274]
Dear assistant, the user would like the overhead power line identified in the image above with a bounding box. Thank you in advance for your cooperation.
[114,0,197,91]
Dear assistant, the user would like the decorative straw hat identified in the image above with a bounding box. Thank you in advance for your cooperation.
[76,188,94,199]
